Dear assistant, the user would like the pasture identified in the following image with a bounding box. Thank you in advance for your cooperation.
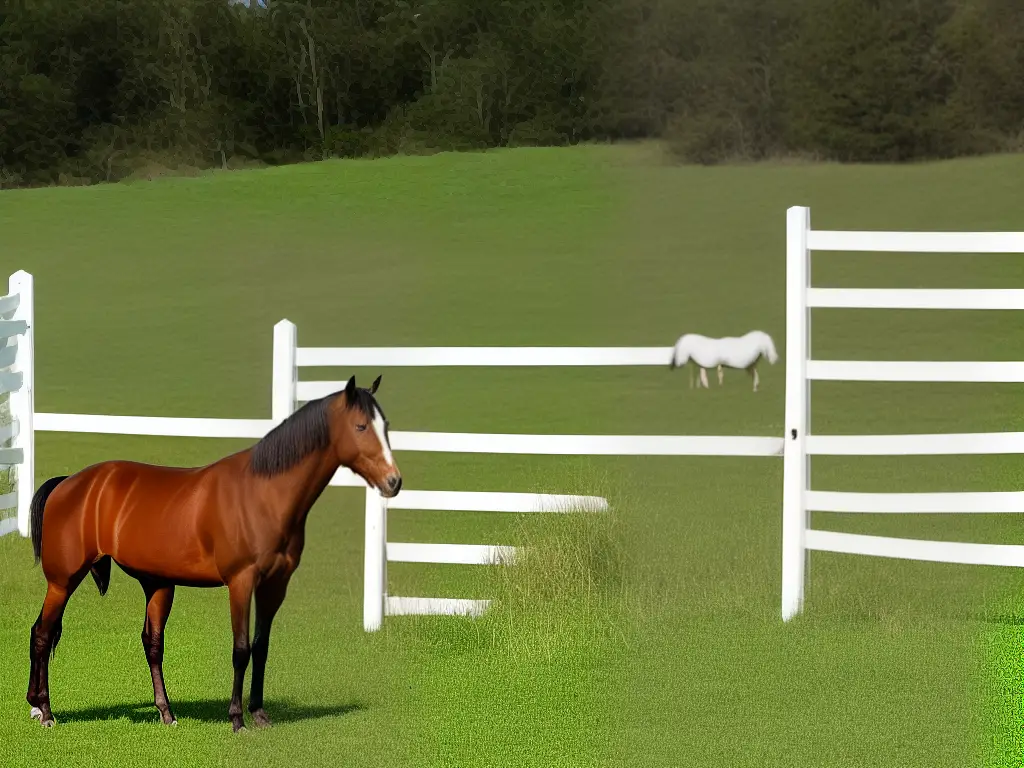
[2,144,1024,766]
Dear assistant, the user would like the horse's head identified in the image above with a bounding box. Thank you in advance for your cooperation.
[332,375,402,498]
[758,332,779,365]
[670,334,693,369]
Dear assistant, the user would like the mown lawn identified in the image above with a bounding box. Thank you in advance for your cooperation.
[2,144,1024,766]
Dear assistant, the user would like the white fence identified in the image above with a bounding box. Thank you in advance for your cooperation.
[270,320,783,630]
[781,205,1024,620]
[16,205,1018,627]
[0,276,782,631]
[0,271,34,538]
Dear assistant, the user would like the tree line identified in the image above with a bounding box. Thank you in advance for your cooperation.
[1,0,1022,188]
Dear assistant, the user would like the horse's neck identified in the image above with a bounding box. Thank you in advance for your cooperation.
[276,449,343,531]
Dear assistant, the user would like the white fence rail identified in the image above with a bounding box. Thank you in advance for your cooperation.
[807,360,1024,383]
[386,542,520,566]
[375,432,783,457]
[807,287,1024,310]
[806,490,1024,514]
[806,431,1024,456]
[362,489,609,630]
[806,230,1024,253]
[35,413,272,438]
[781,206,1024,621]
[295,347,675,368]
[0,271,33,538]
[806,531,1024,568]
[385,596,490,617]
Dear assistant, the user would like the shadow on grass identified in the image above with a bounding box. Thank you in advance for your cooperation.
[57,698,365,726]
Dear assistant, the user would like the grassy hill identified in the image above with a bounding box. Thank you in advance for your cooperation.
[2,144,1024,766]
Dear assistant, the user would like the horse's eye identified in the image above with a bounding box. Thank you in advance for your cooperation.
[356,424,367,432]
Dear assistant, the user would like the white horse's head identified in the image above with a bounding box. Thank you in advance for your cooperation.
[670,334,696,368]
[754,331,779,364]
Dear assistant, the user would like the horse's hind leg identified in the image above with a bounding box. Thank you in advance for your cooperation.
[140,580,177,725]
[717,365,724,386]
[699,367,710,389]
[27,574,85,727]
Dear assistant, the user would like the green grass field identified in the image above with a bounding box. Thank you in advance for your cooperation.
[2,143,1024,767]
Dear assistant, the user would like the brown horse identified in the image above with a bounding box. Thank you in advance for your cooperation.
[26,375,401,732]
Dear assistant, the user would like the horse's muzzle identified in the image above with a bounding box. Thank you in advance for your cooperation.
[381,474,402,498]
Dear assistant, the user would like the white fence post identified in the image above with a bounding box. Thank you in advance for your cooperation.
[363,487,386,631]
[782,206,810,621]
[272,320,297,423]
[10,271,34,538]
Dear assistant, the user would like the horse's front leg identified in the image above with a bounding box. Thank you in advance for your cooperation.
[717,365,724,386]
[249,575,292,728]
[227,568,257,732]
[747,364,759,392]
[699,367,709,389]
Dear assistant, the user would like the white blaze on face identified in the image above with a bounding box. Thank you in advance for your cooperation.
[371,407,395,469]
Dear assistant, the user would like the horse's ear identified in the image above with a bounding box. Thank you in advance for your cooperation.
[369,374,382,395]
[344,375,357,400]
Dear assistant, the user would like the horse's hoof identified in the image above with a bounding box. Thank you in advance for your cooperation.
[29,706,42,720]
[41,718,55,728]
[252,710,272,728]
[170,719,178,727]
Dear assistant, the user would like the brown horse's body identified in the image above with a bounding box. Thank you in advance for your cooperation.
[27,376,400,731]
[45,453,327,588]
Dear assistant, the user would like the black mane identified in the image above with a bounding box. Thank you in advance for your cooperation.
[249,386,384,477]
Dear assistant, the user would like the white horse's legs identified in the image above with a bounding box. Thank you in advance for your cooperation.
[688,364,694,389]
[717,365,724,386]
[699,367,709,389]
[746,364,759,392]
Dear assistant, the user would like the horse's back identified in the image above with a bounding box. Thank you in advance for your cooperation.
[675,332,776,368]
[675,334,718,366]
[43,458,244,586]
[711,334,761,368]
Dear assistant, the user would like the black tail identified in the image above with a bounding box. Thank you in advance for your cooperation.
[50,622,63,661]
[30,475,69,565]
[91,555,111,596]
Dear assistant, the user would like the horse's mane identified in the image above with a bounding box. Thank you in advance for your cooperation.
[249,386,383,477]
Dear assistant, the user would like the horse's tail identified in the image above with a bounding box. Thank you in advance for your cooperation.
[763,333,779,364]
[30,475,69,566]
[90,555,112,596]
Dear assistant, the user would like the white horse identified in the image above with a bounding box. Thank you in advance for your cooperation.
[670,331,778,391]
